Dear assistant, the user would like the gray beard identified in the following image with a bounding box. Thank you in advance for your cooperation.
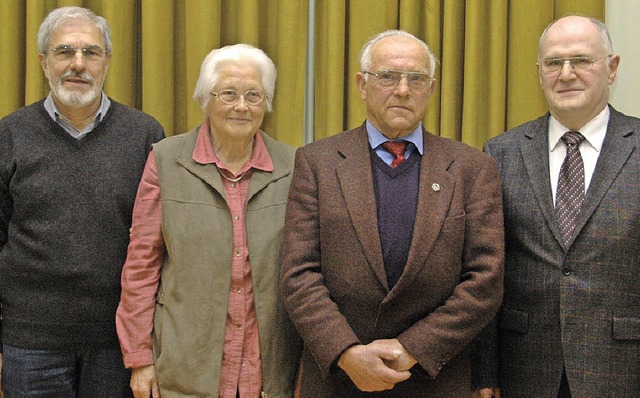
[51,80,101,107]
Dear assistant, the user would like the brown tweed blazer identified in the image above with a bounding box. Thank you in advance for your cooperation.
[475,106,640,397]
[280,124,505,397]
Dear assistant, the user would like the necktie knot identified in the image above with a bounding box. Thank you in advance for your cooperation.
[382,140,408,168]
[561,131,585,147]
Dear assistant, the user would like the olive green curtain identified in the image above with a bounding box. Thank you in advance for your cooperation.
[0,0,604,149]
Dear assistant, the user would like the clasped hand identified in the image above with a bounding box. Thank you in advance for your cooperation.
[337,339,417,392]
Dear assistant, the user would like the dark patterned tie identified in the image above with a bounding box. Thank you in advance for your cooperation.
[555,131,585,246]
[382,140,408,168]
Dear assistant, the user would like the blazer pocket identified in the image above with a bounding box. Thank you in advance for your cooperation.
[499,308,529,334]
[441,211,465,233]
[612,317,640,340]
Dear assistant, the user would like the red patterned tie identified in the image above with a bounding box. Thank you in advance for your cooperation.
[382,140,408,168]
[555,131,585,246]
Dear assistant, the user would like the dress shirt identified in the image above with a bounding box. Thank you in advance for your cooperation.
[366,120,424,166]
[116,121,273,398]
[43,92,111,139]
[549,106,609,203]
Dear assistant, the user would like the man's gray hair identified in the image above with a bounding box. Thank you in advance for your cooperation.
[38,6,112,54]
[193,44,277,112]
[538,15,614,60]
[359,30,438,79]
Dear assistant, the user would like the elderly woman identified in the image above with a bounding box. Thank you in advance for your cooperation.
[116,44,301,397]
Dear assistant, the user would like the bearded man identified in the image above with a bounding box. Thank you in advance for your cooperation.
[0,6,164,396]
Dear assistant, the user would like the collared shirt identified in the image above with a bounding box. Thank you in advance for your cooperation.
[43,92,111,139]
[548,106,609,203]
[366,120,424,165]
[116,121,273,397]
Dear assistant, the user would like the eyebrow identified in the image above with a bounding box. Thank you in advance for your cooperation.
[544,54,592,59]
[51,44,104,50]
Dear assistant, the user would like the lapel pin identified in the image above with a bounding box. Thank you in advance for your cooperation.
[431,183,440,192]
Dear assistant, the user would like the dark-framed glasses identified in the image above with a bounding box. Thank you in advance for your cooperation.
[210,89,267,106]
[48,45,108,62]
[537,55,611,75]
[363,70,434,90]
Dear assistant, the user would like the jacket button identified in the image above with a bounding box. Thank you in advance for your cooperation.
[563,268,571,276]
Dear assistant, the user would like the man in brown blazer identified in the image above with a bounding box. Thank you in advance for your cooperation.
[280,30,505,397]
[473,16,640,397]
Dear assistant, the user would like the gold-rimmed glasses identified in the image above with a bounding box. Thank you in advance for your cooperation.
[210,89,267,106]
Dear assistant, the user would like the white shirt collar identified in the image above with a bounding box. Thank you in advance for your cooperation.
[549,106,609,153]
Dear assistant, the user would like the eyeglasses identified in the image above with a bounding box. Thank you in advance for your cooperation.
[210,89,267,106]
[48,45,108,62]
[363,70,434,90]
[537,55,611,75]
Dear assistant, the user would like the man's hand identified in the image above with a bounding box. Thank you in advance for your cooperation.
[369,339,417,372]
[472,387,501,398]
[130,365,161,398]
[337,343,411,392]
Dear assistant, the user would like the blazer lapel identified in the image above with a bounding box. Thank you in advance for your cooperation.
[519,116,566,246]
[573,107,636,242]
[336,127,388,290]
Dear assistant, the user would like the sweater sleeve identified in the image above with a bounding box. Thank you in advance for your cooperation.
[115,151,165,368]
[0,127,12,345]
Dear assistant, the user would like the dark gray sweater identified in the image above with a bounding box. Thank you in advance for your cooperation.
[0,99,164,350]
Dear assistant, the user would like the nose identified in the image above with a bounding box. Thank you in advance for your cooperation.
[69,50,88,69]
[394,77,411,96]
[233,95,249,110]
[558,60,576,80]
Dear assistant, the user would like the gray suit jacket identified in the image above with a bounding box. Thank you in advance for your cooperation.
[475,106,640,397]
[281,124,504,397]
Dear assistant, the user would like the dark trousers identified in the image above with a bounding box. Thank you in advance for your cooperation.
[2,344,133,398]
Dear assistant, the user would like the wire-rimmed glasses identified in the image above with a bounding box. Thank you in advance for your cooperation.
[537,55,612,75]
[363,70,434,90]
[48,45,108,62]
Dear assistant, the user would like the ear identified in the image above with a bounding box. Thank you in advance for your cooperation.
[425,78,436,97]
[104,52,112,75]
[537,64,544,89]
[39,53,50,80]
[355,72,367,100]
[607,54,620,85]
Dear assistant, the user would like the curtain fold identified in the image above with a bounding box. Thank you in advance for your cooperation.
[0,0,605,148]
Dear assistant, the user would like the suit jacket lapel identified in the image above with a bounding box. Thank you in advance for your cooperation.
[573,107,636,240]
[520,115,566,246]
[336,126,388,290]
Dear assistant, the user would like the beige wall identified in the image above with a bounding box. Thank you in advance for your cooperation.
[607,0,640,117]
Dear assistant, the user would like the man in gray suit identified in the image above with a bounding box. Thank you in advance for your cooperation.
[473,15,640,397]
